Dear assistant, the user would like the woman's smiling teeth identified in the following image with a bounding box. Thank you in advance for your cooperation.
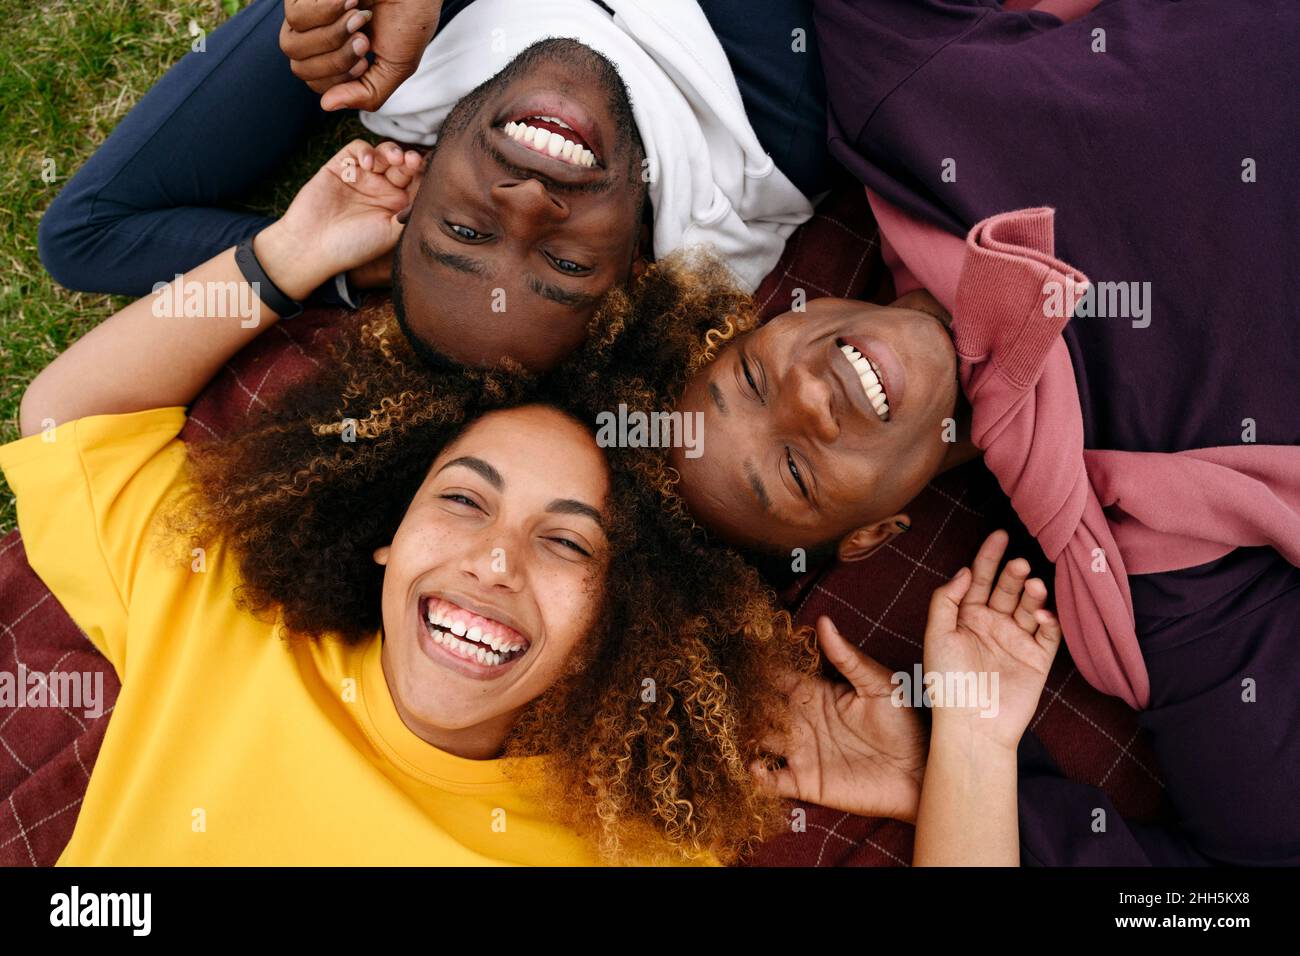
[504,118,598,167]
[839,342,891,421]
[423,597,530,668]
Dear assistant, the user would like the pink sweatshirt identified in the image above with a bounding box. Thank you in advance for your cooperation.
[870,193,1300,709]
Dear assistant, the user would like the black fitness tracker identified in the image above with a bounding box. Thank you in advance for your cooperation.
[234,236,304,320]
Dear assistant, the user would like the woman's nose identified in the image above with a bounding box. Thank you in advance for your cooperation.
[459,533,526,592]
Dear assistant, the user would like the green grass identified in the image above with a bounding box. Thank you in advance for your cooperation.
[0,0,364,533]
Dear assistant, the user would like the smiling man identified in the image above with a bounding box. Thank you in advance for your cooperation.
[383,36,651,370]
[668,195,1300,867]
[672,291,976,560]
[39,0,824,372]
[348,0,817,370]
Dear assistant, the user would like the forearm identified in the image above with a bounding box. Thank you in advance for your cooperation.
[19,223,325,436]
[913,721,1019,866]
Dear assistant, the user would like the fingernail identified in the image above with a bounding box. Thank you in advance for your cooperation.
[344,0,358,9]
[352,35,366,54]
[347,11,370,31]
[895,520,911,532]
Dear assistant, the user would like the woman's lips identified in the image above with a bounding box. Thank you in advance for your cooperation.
[414,596,530,682]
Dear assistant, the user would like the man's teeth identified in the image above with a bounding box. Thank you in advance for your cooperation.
[839,343,890,420]
[504,120,596,167]
[425,604,527,667]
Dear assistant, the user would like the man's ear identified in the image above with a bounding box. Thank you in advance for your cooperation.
[630,222,652,281]
[373,545,392,566]
[836,513,911,563]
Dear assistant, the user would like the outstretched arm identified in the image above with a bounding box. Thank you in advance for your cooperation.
[913,711,1021,865]
[19,140,422,437]
[752,531,1059,851]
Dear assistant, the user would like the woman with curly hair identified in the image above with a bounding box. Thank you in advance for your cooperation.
[4,139,818,865]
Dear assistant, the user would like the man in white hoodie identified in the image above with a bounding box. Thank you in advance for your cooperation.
[40,0,825,371]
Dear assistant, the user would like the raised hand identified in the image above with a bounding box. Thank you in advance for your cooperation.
[752,617,928,823]
[921,530,1063,751]
[280,0,442,112]
[261,139,424,298]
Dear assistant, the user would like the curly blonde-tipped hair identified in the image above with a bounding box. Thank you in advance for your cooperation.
[174,251,815,864]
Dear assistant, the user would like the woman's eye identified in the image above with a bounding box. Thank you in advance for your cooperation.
[448,223,489,241]
[548,536,592,557]
[440,493,482,511]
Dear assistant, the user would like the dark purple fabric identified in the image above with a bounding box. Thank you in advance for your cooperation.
[813,0,1300,864]
[816,0,1300,450]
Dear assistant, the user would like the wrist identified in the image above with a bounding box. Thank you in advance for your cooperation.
[253,222,332,302]
[929,714,1021,762]
[895,777,924,825]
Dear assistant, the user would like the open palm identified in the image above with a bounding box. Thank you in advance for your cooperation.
[923,531,1063,750]
[754,617,927,823]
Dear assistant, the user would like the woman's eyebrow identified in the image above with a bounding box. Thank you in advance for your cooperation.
[546,498,605,529]
[438,456,503,489]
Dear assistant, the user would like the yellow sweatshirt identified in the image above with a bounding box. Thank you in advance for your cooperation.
[0,408,617,866]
